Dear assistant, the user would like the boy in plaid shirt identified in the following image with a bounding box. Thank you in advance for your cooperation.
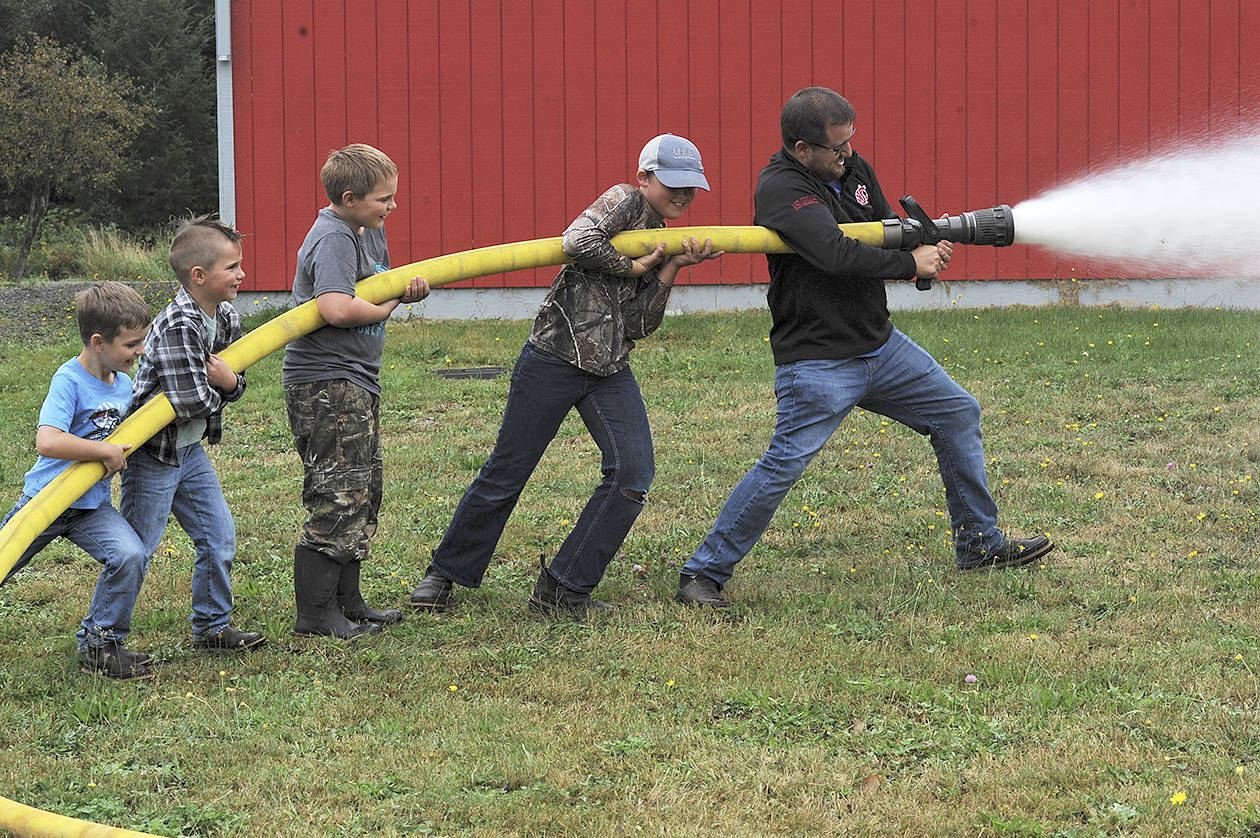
[121,216,264,652]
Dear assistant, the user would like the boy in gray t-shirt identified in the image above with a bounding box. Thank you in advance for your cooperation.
[282,143,429,639]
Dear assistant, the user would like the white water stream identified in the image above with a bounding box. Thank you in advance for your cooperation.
[1012,132,1260,277]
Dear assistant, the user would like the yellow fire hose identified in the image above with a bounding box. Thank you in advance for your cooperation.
[0,222,887,581]
[0,795,165,838]
[0,221,885,838]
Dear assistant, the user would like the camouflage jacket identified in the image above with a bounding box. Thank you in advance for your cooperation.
[528,184,673,376]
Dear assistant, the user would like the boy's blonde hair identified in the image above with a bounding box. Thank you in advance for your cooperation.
[322,144,398,205]
[75,282,150,345]
[168,215,243,287]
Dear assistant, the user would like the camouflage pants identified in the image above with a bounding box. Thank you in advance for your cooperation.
[285,379,382,565]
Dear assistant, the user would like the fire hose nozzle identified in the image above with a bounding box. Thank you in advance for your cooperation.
[882,197,1016,289]
[932,204,1015,248]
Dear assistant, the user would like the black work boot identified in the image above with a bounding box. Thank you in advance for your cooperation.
[79,642,154,680]
[293,546,382,639]
[338,560,403,625]
[677,573,731,608]
[194,625,266,651]
[409,568,454,612]
[527,556,613,619]
[958,535,1055,571]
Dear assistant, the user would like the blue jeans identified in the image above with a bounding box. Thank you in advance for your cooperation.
[683,328,1003,583]
[2,494,148,650]
[430,342,654,593]
[120,443,236,638]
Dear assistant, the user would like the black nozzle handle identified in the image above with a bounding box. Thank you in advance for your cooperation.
[899,196,937,290]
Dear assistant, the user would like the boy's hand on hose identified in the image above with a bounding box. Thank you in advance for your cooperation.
[100,442,131,478]
[400,276,430,303]
[669,236,724,268]
[206,353,238,391]
[630,241,669,276]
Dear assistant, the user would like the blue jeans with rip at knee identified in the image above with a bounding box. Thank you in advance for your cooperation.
[430,342,654,594]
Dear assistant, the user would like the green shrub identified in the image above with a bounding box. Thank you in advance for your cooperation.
[77,225,169,284]
[0,208,89,281]
[0,214,172,286]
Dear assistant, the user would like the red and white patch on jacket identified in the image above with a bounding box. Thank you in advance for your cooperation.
[854,184,870,207]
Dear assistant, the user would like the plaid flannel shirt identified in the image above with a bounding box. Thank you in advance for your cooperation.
[129,286,246,466]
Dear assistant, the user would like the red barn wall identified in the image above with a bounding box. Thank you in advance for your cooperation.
[230,0,1260,292]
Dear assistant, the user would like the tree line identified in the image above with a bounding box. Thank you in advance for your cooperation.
[0,0,217,281]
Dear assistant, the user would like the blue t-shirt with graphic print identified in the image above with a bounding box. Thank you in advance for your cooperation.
[22,358,132,509]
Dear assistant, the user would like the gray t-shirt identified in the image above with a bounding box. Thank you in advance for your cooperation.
[282,207,392,395]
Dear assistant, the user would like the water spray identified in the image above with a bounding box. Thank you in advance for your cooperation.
[881,131,1260,283]
[1010,131,1260,278]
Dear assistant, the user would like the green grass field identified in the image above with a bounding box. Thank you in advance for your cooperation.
[0,305,1256,837]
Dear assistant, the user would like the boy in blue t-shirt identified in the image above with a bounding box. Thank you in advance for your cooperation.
[0,282,154,679]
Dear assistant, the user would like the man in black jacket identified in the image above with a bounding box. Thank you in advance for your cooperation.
[678,87,1053,607]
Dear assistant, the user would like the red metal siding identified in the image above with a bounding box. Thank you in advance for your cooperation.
[230,0,1260,291]
[994,1,1030,283]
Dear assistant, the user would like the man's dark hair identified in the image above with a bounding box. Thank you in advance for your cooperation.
[780,87,857,148]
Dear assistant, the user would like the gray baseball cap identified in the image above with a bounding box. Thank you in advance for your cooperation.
[638,133,710,190]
